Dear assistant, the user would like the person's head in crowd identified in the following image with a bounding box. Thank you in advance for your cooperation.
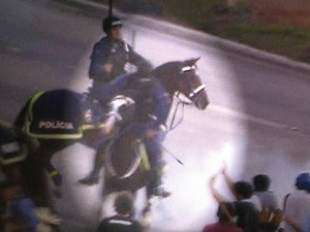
[253,174,270,192]
[217,202,236,223]
[234,181,253,200]
[295,172,310,192]
[114,191,135,216]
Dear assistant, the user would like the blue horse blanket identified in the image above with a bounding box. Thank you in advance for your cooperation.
[25,89,89,139]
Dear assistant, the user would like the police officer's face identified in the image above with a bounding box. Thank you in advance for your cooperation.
[109,26,122,40]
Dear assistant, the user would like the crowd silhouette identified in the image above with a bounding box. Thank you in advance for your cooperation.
[204,165,310,232]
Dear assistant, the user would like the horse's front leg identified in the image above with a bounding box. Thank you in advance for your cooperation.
[79,137,113,185]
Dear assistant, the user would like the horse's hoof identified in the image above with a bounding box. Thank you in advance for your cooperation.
[78,176,99,185]
[152,187,171,198]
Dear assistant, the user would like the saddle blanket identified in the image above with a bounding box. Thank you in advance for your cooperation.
[25,90,87,139]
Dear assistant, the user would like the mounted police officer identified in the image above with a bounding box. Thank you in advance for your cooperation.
[89,16,153,91]
[84,15,171,198]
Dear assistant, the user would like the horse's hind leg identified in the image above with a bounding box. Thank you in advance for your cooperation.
[30,145,64,204]
[45,158,63,187]
[33,144,63,188]
[21,152,51,206]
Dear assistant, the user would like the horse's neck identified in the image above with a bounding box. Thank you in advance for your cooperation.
[156,75,176,101]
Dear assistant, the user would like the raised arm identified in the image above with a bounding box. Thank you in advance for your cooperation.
[209,174,226,203]
[221,165,237,198]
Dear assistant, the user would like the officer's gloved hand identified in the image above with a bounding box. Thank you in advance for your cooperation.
[110,95,135,110]
[108,95,135,121]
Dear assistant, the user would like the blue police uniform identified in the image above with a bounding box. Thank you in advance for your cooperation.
[89,37,153,84]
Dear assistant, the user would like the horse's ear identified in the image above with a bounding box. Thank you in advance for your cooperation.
[192,57,200,64]
[185,57,200,66]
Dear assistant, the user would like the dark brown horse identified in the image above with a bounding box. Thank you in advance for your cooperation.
[12,58,209,227]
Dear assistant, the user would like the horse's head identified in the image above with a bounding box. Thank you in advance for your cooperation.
[174,58,209,110]
[154,58,209,110]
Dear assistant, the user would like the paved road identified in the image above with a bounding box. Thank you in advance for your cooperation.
[0,0,309,231]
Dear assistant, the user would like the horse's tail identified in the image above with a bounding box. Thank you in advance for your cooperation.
[13,98,40,157]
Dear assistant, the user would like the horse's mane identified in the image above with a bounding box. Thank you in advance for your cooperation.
[153,61,182,79]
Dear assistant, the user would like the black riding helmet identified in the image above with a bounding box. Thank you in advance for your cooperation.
[102,16,123,33]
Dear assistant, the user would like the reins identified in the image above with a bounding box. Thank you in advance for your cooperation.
[168,92,192,131]
[161,92,193,166]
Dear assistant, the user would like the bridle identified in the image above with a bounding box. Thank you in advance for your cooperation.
[180,65,206,100]
[168,64,206,130]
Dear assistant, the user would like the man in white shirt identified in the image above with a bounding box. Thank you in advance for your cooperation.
[283,172,310,232]
[252,174,279,211]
